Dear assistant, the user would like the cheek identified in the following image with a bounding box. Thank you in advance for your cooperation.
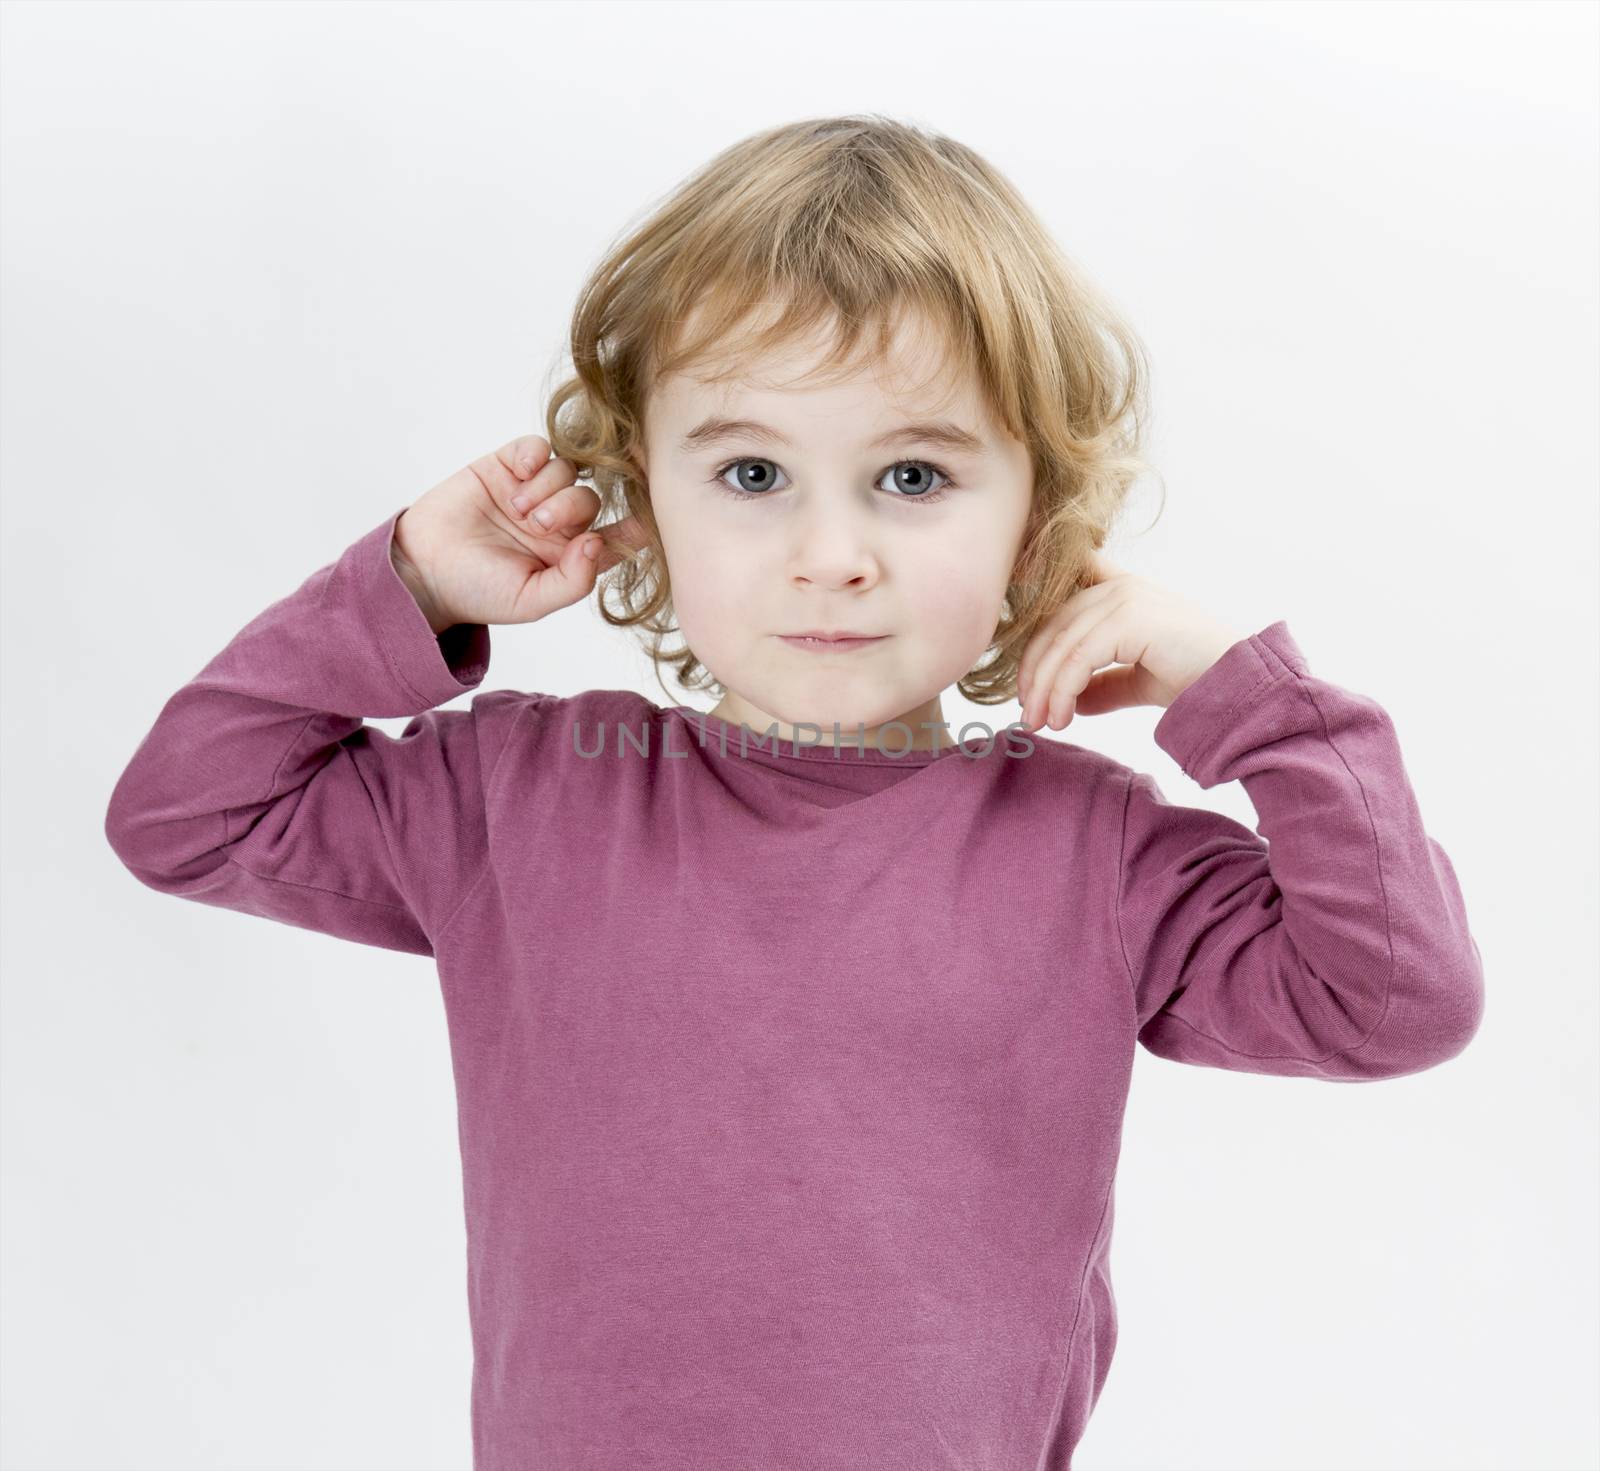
[906,545,1006,639]
[659,525,754,645]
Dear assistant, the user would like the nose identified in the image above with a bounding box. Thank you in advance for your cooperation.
[785,496,882,591]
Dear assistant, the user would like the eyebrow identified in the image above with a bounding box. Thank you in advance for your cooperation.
[677,416,989,457]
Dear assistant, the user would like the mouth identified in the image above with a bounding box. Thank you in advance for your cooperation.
[778,632,888,652]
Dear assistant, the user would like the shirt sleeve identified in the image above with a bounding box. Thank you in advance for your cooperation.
[1117,620,1485,1081]
[104,509,501,958]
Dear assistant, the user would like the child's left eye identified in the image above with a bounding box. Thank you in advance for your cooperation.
[709,457,957,505]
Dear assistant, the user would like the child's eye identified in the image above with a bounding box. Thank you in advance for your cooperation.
[709,457,956,506]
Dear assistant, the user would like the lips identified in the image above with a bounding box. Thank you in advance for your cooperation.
[779,632,887,652]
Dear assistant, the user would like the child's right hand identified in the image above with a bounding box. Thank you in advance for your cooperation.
[390,434,643,633]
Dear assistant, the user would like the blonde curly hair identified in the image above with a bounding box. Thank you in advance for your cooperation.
[542,113,1162,706]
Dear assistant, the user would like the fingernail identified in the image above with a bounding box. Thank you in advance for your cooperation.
[511,494,531,514]
[534,507,554,527]
[583,538,599,559]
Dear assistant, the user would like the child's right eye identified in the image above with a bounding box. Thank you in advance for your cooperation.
[712,457,790,498]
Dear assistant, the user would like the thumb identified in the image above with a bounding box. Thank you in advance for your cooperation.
[516,532,606,624]
[1072,663,1160,715]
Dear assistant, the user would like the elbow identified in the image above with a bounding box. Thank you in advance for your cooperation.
[104,782,148,874]
[105,806,172,891]
[104,779,228,893]
[105,778,164,882]
[1422,937,1487,1068]
[1339,946,1486,1080]
[1408,975,1485,1075]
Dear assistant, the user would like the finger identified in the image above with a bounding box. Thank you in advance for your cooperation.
[590,513,651,562]
[505,455,583,527]
[472,437,557,519]
[518,477,603,539]
[1016,582,1113,708]
[1045,609,1155,728]
[1045,611,1134,729]
[514,529,607,623]
[496,435,554,482]
[1016,603,1081,707]
[1073,663,1148,717]
[1027,606,1119,730]
[559,513,652,577]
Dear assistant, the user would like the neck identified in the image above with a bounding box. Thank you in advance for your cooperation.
[705,692,957,751]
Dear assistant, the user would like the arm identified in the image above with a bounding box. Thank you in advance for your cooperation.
[103,510,501,958]
[1118,621,1484,1081]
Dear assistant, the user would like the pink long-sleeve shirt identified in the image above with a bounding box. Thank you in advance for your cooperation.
[104,509,1485,1469]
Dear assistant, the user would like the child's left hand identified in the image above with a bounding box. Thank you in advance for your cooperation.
[1015,552,1249,733]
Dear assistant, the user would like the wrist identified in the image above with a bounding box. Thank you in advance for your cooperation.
[388,539,457,638]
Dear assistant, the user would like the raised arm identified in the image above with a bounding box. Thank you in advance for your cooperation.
[1117,621,1484,1081]
[105,435,627,957]
[103,510,501,957]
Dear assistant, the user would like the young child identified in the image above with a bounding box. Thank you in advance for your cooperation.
[104,115,1485,1469]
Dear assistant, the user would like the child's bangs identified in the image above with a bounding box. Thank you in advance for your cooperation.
[648,274,984,413]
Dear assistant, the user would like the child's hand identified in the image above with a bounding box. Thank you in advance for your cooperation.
[1015,552,1249,732]
[391,434,645,633]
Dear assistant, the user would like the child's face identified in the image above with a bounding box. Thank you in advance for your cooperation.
[639,308,1034,748]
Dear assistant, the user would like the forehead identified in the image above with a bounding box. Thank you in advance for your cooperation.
[646,302,988,441]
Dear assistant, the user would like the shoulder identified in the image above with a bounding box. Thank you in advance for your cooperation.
[464,684,667,760]
[993,730,1164,844]
[467,684,657,721]
[995,727,1134,789]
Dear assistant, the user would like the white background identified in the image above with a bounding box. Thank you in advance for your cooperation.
[3,2,1596,1468]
